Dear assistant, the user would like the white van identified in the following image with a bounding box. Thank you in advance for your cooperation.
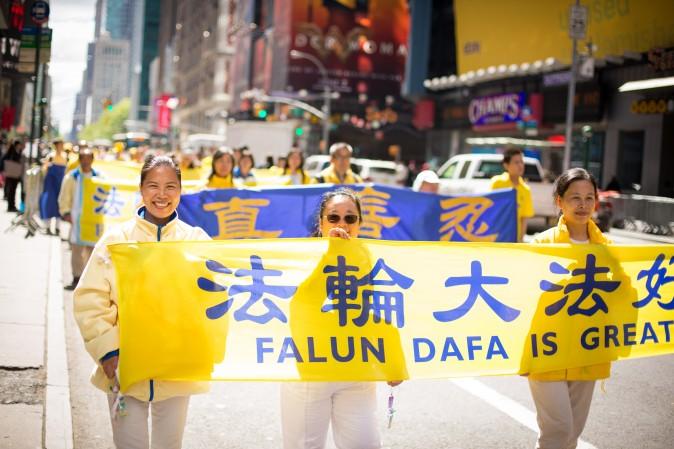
[436,153,556,221]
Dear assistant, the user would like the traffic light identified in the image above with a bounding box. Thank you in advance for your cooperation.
[252,102,270,120]
[102,97,113,111]
[294,126,304,137]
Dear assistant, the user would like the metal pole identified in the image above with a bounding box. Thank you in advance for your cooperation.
[322,85,331,153]
[28,25,42,165]
[38,62,48,142]
[563,0,580,172]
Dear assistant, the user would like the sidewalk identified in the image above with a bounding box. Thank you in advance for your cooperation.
[0,209,72,448]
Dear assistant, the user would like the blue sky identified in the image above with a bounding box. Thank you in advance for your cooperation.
[49,0,95,135]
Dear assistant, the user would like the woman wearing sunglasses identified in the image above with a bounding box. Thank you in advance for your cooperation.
[281,188,400,449]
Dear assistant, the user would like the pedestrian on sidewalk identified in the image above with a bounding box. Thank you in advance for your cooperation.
[1,139,25,212]
[526,167,610,449]
[73,154,211,449]
[280,188,402,449]
[58,147,99,290]
[40,137,67,235]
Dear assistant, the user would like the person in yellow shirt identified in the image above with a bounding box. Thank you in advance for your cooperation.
[314,142,363,184]
[206,148,235,189]
[527,167,609,449]
[283,149,311,185]
[74,155,211,449]
[490,147,534,242]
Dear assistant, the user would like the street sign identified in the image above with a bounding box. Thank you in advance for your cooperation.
[31,1,50,24]
[568,4,587,40]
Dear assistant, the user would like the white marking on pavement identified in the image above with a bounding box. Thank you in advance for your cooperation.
[45,238,74,449]
[451,378,599,449]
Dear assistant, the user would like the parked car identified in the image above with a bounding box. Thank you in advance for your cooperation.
[303,155,399,185]
[436,153,557,223]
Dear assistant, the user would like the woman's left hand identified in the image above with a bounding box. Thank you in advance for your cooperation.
[387,380,403,387]
[328,227,350,240]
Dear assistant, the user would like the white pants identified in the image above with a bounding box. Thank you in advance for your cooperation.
[528,379,596,449]
[106,394,190,449]
[281,382,381,449]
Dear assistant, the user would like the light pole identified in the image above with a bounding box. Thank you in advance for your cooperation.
[289,50,331,152]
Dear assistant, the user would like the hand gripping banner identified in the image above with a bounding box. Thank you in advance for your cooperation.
[110,239,674,391]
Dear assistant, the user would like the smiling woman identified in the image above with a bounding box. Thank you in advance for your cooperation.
[140,155,182,226]
[72,153,211,448]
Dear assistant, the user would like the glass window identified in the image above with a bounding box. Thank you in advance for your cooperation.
[474,161,503,179]
[439,161,459,179]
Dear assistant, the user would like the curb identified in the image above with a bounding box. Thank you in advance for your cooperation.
[45,238,74,449]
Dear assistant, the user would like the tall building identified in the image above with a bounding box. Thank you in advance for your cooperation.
[171,0,236,137]
[90,35,130,123]
[127,0,161,124]
[106,0,134,40]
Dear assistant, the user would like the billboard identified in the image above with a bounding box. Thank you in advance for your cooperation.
[454,0,674,75]
[287,0,410,99]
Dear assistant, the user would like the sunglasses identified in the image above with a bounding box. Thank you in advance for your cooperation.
[324,214,359,224]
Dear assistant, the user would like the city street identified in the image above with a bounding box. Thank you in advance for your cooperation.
[2,206,673,449]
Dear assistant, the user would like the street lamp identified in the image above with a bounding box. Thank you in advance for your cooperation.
[289,49,331,152]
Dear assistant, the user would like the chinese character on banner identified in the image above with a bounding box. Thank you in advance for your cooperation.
[93,186,124,217]
[439,197,498,242]
[323,256,414,328]
[434,260,520,322]
[539,254,621,316]
[203,197,282,239]
[197,255,297,324]
[357,186,400,239]
[633,253,674,310]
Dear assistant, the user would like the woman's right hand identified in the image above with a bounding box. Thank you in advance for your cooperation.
[328,227,350,240]
[101,355,119,379]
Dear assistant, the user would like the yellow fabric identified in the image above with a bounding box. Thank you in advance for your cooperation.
[206,174,234,189]
[490,172,534,218]
[284,169,313,185]
[108,238,670,389]
[528,216,611,381]
[73,211,211,402]
[316,165,363,184]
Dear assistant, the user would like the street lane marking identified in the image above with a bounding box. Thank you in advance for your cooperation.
[450,378,599,449]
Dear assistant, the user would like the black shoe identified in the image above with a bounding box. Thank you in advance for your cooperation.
[64,277,80,291]
[7,206,18,212]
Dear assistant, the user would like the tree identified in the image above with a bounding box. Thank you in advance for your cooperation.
[79,98,130,141]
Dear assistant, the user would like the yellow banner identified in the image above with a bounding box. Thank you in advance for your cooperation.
[110,239,674,391]
[455,0,674,74]
[80,178,140,243]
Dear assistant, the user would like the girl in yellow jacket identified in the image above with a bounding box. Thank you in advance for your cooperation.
[283,149,312,185]
[206,148,235,189]
[74,154,210,449]
[529,167,609,449]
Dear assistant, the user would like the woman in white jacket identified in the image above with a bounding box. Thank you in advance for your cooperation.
[73,154,210,449]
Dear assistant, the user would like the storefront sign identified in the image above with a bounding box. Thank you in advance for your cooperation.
[468,93,525,126]
[648,48,674,72]
[630,98,674,114]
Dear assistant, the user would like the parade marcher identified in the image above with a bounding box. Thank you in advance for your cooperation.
[206,148,235,189]
[527,168,610,449]
[59,148,99,289]
[412,169,440,194]
[490,147,534,242]
[314,143,363,184]
[0,139,25,212]
[233,150,257,186]
[281,188,400,449]
[73,155,210,449]
[40,138,68,234]
[283,149,311,185]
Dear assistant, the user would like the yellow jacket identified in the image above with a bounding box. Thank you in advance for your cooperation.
[490,172,534,218]
[206,174,234,189]
[315,165,363,184]
[529,216,611,381]
[284,169,313,185]
[73,208,211,401]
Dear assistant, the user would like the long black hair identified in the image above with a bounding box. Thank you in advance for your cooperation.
[311,188,363,237]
